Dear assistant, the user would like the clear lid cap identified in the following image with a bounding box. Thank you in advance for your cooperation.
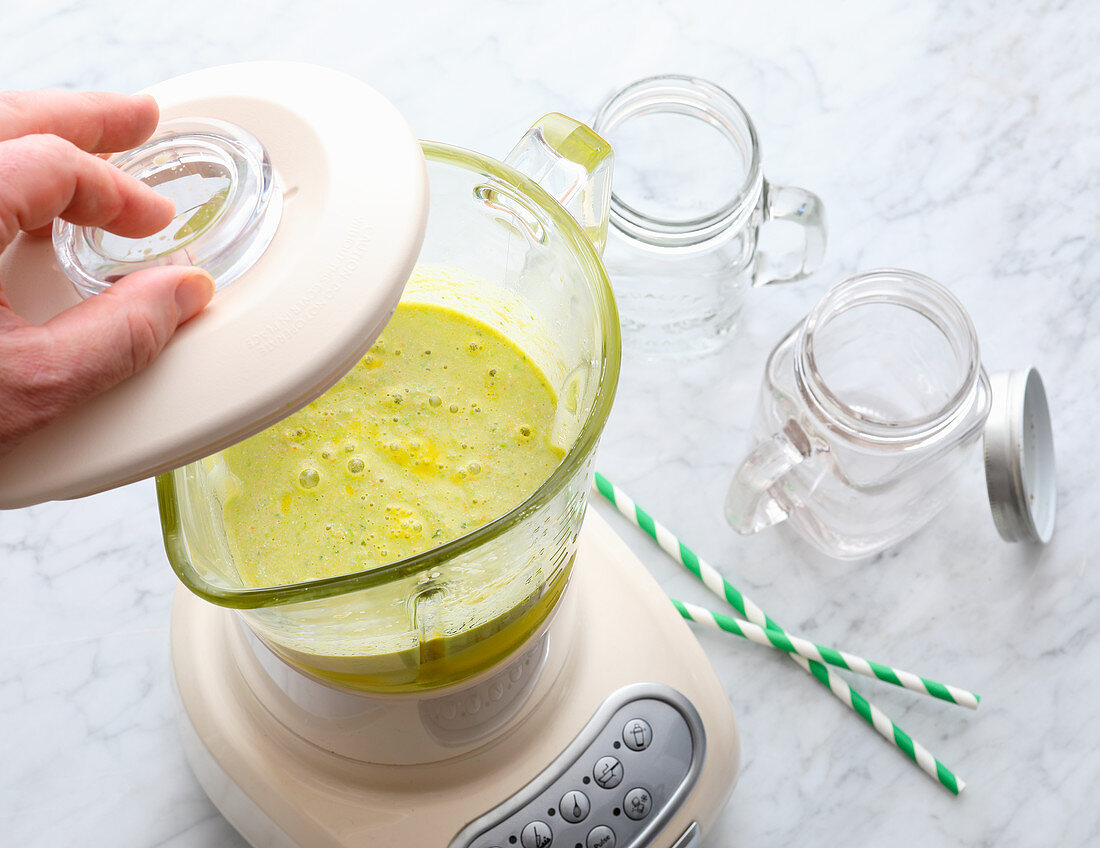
[55,118,282,295]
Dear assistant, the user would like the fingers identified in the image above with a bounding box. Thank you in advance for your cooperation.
[0,91,160,153]
[25,223,55,239]
[0,266,214,453]
[46,266,214,393]
[0,134,175,249]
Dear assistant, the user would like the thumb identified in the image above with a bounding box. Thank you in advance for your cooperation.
[42,265,214,404]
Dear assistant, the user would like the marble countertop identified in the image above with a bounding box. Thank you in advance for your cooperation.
[2,1,1097,846]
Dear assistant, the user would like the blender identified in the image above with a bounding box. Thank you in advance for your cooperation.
[0,63,739,847]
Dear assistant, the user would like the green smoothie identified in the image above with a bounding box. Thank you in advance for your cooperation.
[219,301,565,588]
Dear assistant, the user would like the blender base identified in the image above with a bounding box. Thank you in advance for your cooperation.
[171,509,739,847]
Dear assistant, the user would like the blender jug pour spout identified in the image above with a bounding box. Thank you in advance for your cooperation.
[504,114,614,256]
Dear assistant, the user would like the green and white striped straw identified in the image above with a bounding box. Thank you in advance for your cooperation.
[671,599,980,710]
[594,471,967,795]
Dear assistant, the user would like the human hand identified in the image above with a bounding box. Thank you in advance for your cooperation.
[0,90,214,458]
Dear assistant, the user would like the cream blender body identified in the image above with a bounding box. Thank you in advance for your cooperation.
[0,63,739,848]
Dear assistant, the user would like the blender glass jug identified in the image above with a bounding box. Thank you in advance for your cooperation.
[159,115,620,692]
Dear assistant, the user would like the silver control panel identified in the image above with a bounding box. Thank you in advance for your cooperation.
[450,684,706,848]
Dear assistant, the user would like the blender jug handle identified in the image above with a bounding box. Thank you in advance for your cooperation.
[505,113,614,255]
[725,419,813,534]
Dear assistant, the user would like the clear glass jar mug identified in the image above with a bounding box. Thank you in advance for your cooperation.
[725,269,992,559]
[593,75,827,358]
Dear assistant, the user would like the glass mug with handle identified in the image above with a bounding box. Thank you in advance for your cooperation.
[593,75,827,358]
[725,269,992,560]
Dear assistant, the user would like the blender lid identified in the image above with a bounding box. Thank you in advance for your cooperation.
[982,368,1057,543]
[0,62,428,509]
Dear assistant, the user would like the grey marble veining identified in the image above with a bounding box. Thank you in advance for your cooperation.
[1,1,1097,846]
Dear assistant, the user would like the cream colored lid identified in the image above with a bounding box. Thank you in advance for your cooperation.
[0,62,428,508]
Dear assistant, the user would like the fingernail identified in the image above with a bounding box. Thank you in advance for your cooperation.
[175,270,215,323]
[136,93,161,120]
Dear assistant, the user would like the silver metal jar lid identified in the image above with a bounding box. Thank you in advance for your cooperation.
[983,368,1057,543]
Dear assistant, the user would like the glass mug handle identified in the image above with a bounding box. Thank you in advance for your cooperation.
[752,181,827,287]
[725,419,814,533]
[505,113,615,256]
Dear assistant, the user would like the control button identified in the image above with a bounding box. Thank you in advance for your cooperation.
[559,790,590,823]
[521,820,553,848]
[622,718,653,751]
[586,825,616,848]
[623,787,653,820]
[592,756,623,789]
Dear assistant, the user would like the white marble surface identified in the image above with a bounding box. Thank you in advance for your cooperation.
[1,1,1098,846]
